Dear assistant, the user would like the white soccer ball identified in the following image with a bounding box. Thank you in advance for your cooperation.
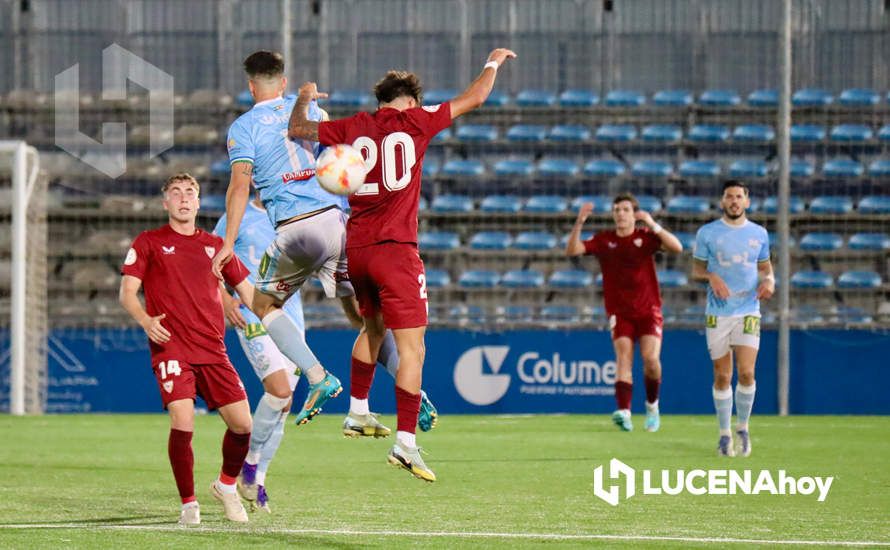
[315,144,367,195]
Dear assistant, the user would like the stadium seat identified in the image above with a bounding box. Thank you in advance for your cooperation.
[537,158,579,177]
[540,305,581,321]
[652,89,693,106]
[790,160,815,178]
[830,124,873,143]
[879,125,890,141]
[666,196,710,214]
[733,124,775,142]
[674,232,696,251]
[822,158,863,178]
[762,196,805,214]
[418,196,428,211]
[85,230,132,255]
[236,90,254,106]
[848,233,890,251]
[548,125,592,142]
[458,270,500,288]
[303,304,343,320]
[210,158,230,177]
[513,231,557,250]
[656,270,688,288]
[791,304,824,323]
[506,124,548,142]
[484,90,511,107]
[636,195,663,213]
[837,271,882,289]
[595,124,637,142]
[809,196,853,214]
[431,194,473,213]
[729,159,769,178]
[501,269,545,288]
[469,231,513,250]
[631,160,673,178]
[456,124,498,142]
[493,159,535,177]
[799,232,844,251]
[327,90,371,107]
[449,304,486,322]
[858,196,890,214]
[480,195,522,213]
[559,231,593,248]
[747,197,762,213]
[688,124,730,143]
[199,195,226,212]
[186,89,232,109]
[498,305,534,321]
[422,159,440,177]
[441,159,485,177]
[549,269,593,288]
[559,89,599,107]
[869,159,890,177]
[767,232,795,251]
[832,306,872,323]
[790,124,826,142]
[792,88,833,106]
[424,269,452,288]
[838,88,880,106]
[679,160,722,178]
[681,304,707,322]
[423,89,457,105]
[641,124,683,142]
[583,159,626,178]
[747,89,778,107]
[516,90,556,107]
[570,196,598,211]
[790,270,834,289]
[432,128,451,142]
[524,195,568,213]
[419,231,460,251]
[698,89,740,106]
[605,90,645,107]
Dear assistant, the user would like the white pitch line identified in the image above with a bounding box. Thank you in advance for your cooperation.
[0,524,888,547]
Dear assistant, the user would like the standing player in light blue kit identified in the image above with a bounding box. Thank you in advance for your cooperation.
[692,180,774,457]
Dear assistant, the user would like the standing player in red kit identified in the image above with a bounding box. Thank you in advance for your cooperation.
[566,193,683,432]
[119,173,254,525]
[288,48,516,481]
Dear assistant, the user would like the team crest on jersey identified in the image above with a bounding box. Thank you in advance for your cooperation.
[163,381,174,393]
[162,246,175,255]
[205,246,215,258]
[633,238,643,247]
[227,138,236,150]
[124,248,137,266]
[422,104,441,113]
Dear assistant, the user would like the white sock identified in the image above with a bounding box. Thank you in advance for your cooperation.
[215,478,236,494]
[255,470,267,486]
[305,364,326,385]
[646,399,659,411]
[181,500,199,510]
[350,397,370,415]
[397,430,416,448]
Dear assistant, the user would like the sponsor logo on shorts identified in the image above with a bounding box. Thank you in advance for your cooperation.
[244,322,268,339]
[743,315,761,336]
[258,254,271,278]
[276,281,292,293]
[162,380,173,393]
[334,271,350,283]
[706,315,718,328]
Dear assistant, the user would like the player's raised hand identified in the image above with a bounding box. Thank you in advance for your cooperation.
[575,202,594,224]
[298,81,328,101]
[634,210,655,227]
[708,273,731,300]
[141,313,171,344]
[486,48,517,67]
[211,243,234,281]
[223,296,247,329]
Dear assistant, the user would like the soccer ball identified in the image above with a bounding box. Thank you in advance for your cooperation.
[315,144,367,195]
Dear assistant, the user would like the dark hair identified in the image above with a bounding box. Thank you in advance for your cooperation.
[243,51,285,79]
[374,70,423,105]
[722,179,749,196]
[612,192,639,211]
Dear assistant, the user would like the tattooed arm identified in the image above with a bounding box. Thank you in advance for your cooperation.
[287,82,326,141]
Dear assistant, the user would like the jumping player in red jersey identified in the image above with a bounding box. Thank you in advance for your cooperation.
[566,193,683,432]
[288,47,516,482]
[119,173,254,525]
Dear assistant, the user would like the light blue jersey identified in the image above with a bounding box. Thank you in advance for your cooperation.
[693,219,770,317]
[213,203,305,334]
[227,95,345,224]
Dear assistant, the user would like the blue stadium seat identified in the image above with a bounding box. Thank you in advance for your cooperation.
[830,124,873,143]
[674,232,696,251]
[449,304,486,322]
[839,88,880,106]
[303,304,343,319]
[431,194,473,213]
[424,269,451,288]
[541,305,581,321]
[666,196,710,214]
[590,195,617,213]
[688,124,730,143]
[792,88,833,106]
[458,270,500,288]
[595,124,637,142]
[822,158,863,178]
[833,306,872,324]
[456,124,498,142]
[506,124,547,142]
[657,270,688,288]
[469,231,513,250]
[763,196,805,214]
[790,160,815,178]
[791,270,833,289]
[327,89,371,107]
[809,196,853,215]
[631,160,673,178]
[583,159,626,178]
[605,90,645,107]
[516,89,556,107]
[879,125,890,141]
[858,196,890,214]
[681,305,708,322]
[513,231,557,250]
[698,89,740,106]
[799,232,843,251]
[747,197,762,213]
[733,124,775,142]
[432,128,451,142]
[524,195,568,213]
[747,89,778,107]
[848,233,890,251]
[790,124,826,142]
[480,195,522,213]
[679,160,722,178]
[441,159,485,177]
[200,195,226,211]
[499,305,534,321]
[236,90,254,106]
[549,269,593,288]
[837,271,882,289]
[653,89,693,106]
[791,305,824,323]
[729,159,769,178]
[768,232,796,250]
[419,231,460,251]
[537,158,579,178]
[422,159,440,177]
[418,196,428,211]
[636,195,663,213]
[423,89,457,105]
[559,231,593,248]
[595,273,604,286]
[549,124,592,142]
[501,269,545,288]
[641,124,683,142]
[868,159,890,177]
[484,90,511,107]
[210,158,230,177]
[559,89,599,107]
[493,159,535,177]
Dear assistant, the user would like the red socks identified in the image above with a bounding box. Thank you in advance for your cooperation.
[615,381,633,410]
[350,357,376,399]
[168,429,195,503]
[395,386,421,433]
[645,376,661,404]
[220,429,250,482]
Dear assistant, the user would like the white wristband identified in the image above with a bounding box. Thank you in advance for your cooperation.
[651,223,663,235]
[483,61,499,72]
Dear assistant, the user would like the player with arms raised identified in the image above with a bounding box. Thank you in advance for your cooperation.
[289,47,517,481]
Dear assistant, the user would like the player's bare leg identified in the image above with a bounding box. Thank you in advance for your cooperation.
[611,337,634,431]
[343,313,391,437]
[211,400,251,522]
[639,335,663,432]
[732,345,758,457]
[167,399,199,525]
[712,352,735,456]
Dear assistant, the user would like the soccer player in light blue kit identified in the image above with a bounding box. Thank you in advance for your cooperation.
[692,180,775,457]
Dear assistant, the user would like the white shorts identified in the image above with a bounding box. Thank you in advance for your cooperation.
[256,207,354,302]
[236,325,300,390]
[705,314,761,360]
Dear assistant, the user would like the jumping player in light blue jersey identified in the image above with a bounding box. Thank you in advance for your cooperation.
[692,180,775,458]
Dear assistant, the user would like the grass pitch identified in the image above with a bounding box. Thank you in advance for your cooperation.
[0,414,888,548]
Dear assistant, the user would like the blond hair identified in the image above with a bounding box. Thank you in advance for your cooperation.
[162,173,200,195]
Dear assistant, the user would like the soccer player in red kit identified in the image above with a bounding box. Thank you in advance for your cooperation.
[119,173,254,525]
[288,47,516,481]
[566,193,683,432]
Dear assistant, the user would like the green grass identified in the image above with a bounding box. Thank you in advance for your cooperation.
[0,414,888,549]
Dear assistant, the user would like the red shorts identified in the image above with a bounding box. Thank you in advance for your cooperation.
[347,242,428,329]
[151,359,247,410]
[609,311,663,342]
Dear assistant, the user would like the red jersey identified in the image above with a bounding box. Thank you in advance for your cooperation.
[121,224,249,364]
[583,227,663,317]
[318,102,452,248]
